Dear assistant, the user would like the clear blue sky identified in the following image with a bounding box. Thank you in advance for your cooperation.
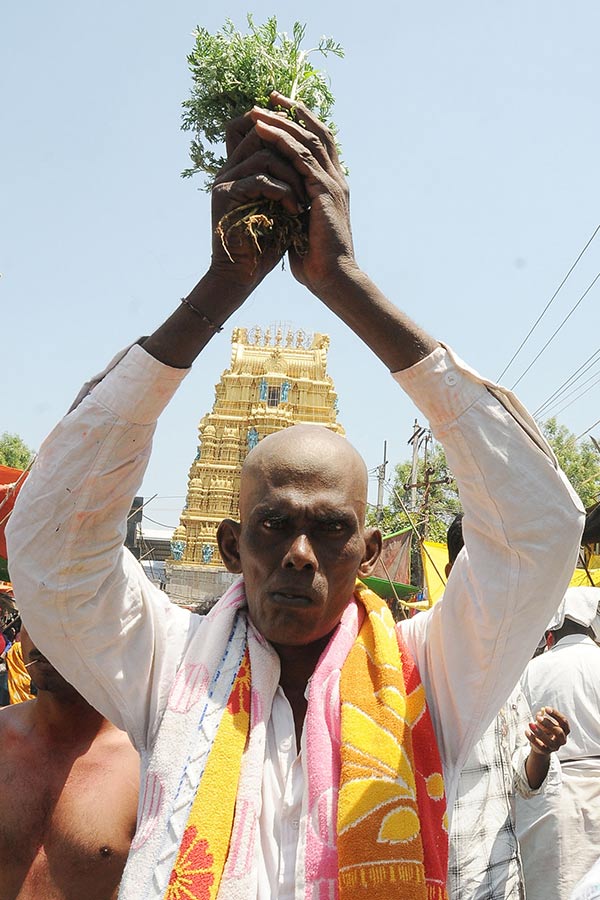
[2,1,599,529]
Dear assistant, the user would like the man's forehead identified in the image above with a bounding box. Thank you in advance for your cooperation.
[250,488,360,514]
[242,452,364,496]
[244,425,364,469]
[240,468,366,524]
[239,428,367,514]
[20,626,34,652]
[245,440,363,481]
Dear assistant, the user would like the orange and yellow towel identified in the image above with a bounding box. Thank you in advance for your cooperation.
[6,640,34,704]
[165,582,448,900]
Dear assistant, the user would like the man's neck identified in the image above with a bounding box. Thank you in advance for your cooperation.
[29,691,107,744]
[553,627,591,645]
[273,633,333,749]
[275,633,332,695]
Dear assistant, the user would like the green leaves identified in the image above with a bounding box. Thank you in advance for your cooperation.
[542,418,600,508]
[0,432,34,469]
[181,14,344,185]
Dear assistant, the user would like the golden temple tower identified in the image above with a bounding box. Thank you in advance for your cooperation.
[165,325,344,607]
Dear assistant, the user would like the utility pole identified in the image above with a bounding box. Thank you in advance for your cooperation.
[421,431,432,540]
[404,420,427,592]
[404,422,451,552]
[375,441,388,524]
[421,464,450,541]
[407,420,427,512]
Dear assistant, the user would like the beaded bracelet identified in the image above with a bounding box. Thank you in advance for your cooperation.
[180,297,224,333]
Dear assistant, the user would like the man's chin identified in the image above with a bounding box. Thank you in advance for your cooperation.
[263,622,338,653]
[246,591,345,651]
[30,668,75,696]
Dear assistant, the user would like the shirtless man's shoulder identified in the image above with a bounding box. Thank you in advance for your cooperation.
[0,701,139,900]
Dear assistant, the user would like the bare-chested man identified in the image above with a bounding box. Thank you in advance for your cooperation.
[0,627,139,900]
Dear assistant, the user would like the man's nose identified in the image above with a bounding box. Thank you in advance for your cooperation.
[282,533,318,571]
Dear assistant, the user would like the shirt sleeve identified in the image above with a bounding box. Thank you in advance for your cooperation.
[6,344,195,751]
[570,859,600,900]
[396,345,584,806]
[506,688,540,799]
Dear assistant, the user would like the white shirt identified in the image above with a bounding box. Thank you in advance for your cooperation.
[448,687,553,900]
[260,688,306,899]
[571,857,600,900]
[6,342,583,899]
[521,635,600,763]
[516,635,600,900]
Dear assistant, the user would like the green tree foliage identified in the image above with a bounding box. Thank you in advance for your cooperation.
[367,441,462,543]
[541,418,600,508]
[0,432,34,469]
[182,15,344,183]
[392,446,462,543]
[367,418,600,547]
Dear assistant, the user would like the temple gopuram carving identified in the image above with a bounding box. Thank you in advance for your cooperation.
[165,325,344,609]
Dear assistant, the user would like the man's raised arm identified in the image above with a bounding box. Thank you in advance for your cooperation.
[230,94,585,804]
[5,126,303,746]
[7,93,584,777]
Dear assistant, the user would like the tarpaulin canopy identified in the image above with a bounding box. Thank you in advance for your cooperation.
[0,465,28,583]
[362,527,419,600]
[422,539,599,604]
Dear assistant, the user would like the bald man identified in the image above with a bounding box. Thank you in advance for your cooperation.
[7,95,583,899]
[218,426,380,750]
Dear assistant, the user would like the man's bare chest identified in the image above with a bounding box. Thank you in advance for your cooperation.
[0,734,134,898]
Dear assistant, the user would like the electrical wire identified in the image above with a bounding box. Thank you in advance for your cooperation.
[497,224,600,382]
[536,361,600,420]
[510,270,600,390]
[534,348,600,418]
[388,482,448,591]
[143,514,177,530]
[578,419,600,441]
[549,371,600,420]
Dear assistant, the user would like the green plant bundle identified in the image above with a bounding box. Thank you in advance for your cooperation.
[181,15,344,184]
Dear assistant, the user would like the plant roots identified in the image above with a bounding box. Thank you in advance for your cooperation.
[216,201,309,268]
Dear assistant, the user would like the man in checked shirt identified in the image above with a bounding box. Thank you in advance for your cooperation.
[446,514,569,900]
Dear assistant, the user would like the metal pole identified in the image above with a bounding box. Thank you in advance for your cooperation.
[410,420,420,512]
[376,440,388,522]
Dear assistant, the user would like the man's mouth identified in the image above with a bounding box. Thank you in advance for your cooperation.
[270,592,313,608]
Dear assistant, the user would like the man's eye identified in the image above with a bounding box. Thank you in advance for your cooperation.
[322,521,345,532]
[263,518,285,530]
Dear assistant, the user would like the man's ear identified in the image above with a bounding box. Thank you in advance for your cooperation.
[357,527,383,578]
[217,519,243,574]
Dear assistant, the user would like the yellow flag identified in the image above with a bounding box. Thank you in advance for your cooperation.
[421,541,448,606]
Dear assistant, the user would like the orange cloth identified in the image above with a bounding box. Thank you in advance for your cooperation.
[165,585,448,900]
[0,464,28,562]
[338,583,448,899]
[6,641,35,703]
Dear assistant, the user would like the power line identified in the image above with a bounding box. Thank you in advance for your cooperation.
[577,418,600,441]
[534,347,600,418]
[549,371,600,420]
[510,269,600,390]
[497,224,600,382]
[550,370,600,419]
[143,513,177,530]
